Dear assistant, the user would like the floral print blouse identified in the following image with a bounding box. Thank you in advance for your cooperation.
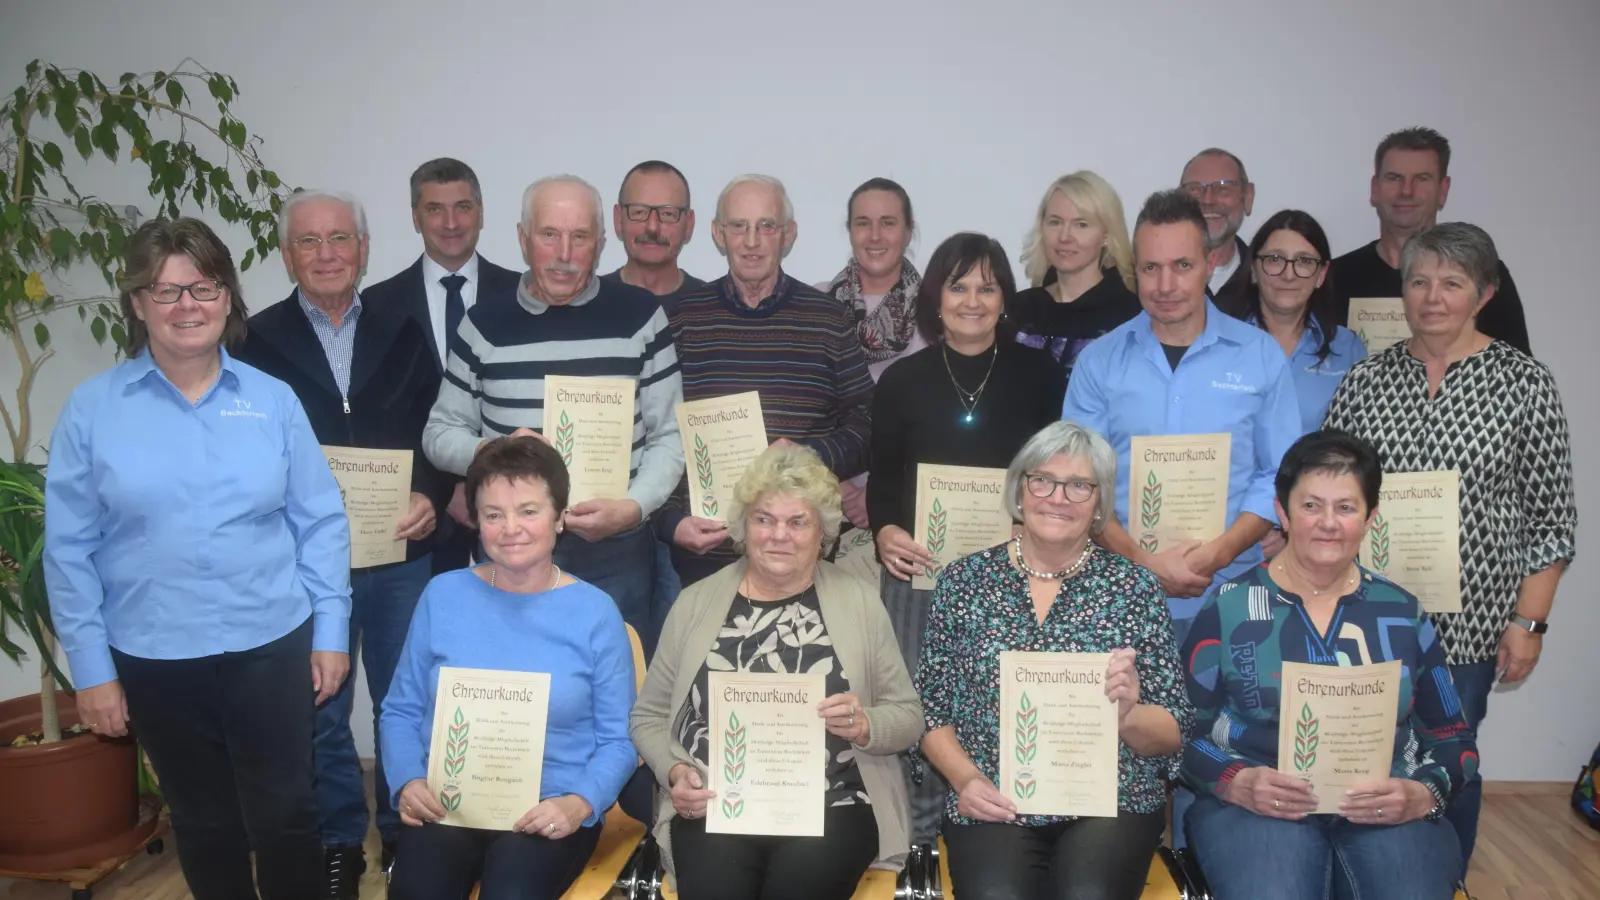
[916,543,1194,824]
[675,588,869,807]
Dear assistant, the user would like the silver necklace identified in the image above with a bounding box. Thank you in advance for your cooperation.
[1013,535,1093,580]
[490,564,562,592]
[1273,560,1355,596]
[942,342,998,425]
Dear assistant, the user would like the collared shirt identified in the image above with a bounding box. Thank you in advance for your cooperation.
[43,350,352,688]
[1062,301,1302,630]
[421,253,481,363]
[297,290,362,398]
[1268,319,1368,434]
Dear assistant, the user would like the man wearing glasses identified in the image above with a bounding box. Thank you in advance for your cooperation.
[603,160,706,319]
[235,189,446,899]
[1179,148,1256,320]
[658,174,874,587]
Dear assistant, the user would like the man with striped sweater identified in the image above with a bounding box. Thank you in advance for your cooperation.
[423,175,684,654]
[661,174,875,586]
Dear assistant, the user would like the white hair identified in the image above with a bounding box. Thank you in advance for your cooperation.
[715,174,794,226]
[277,189,368,247]
[520,174,605,236]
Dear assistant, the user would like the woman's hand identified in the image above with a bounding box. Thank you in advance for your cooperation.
[817,693,869,745]
[515,794,593,839]
[669,763,717,820]
[956,773,1017,823]
[78,680,130,737]
[311,651,350,705]
[840,480,870,530]
[397,778,447,826]
[394,491,437,541]
[1339,777,1435,826]
[1496,624,1542,683]
[877,525,933,582]
[1219,767,1318,820]
[1104,648,1140,726]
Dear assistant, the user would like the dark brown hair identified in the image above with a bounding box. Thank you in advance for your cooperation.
[118,217,248,356]
[466,436,571,521]
[913,232,1018,345]
[1374,127,1451,178]
[846,177,914,232]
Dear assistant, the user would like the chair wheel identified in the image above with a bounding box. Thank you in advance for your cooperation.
[147,838,165,855]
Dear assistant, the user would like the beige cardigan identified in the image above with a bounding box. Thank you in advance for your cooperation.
[629,559,924,885]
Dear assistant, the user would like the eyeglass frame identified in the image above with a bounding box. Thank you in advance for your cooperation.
[1179,179,1247,200]
[286,232,360,252]
[141,280,226,304]
[620,203,688,225]
[1023,472,1098,503]
[1255,253,1326,278]
[716,218,784,238]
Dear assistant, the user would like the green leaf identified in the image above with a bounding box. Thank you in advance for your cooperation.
[90,317,107,344]
[165,79,184,107]
[33,323,49,348]
[77,71,95,97]
[54,96,77,136]
[230,120,247,149]
[264,170,281,189]
[241,248,255,271]
[110,321,127,350]
[48,227,75,261]
[40,141,63,170]
[73,124,92,159]
[246,170,259,194]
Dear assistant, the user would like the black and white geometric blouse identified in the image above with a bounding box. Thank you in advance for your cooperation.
[1322,340,1578,665]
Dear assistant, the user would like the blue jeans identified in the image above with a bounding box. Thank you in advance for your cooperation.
[552,521,656,657]
[1445,660,1494,874]
[1187,793,1460,900]
[649,537,681,664]
[314,554,433,846]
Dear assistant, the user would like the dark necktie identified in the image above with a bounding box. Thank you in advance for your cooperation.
[441,274,467,357]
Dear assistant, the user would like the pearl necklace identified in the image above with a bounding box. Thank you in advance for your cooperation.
[490,564,562,592]
[1272,560,1356,596]
[1013,535,1093,580]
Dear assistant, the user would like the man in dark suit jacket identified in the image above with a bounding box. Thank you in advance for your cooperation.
[1181,148,1256,319]
[360,159,521,575]
[234,189,446,899]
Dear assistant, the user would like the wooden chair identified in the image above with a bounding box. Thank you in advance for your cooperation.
[466,623,652,900]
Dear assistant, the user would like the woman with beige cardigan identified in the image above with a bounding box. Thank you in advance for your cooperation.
[630,444,924,900]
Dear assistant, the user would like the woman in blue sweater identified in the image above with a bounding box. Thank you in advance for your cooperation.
[380,436,638,899]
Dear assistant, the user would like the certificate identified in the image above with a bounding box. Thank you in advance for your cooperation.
[997,652,1118,818]
[706,671,827,837]
[426,666,551,830]
[675,392,769,523]
[321,445,412,568]
[1359,470,1462,613]
[542,375,635,503]
[1347,297,1411,354]
[912,464,1012,589]
[1277,660,1402,814]
[1127,434,1230,554]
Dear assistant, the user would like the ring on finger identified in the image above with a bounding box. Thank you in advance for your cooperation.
[1273,798,1280,811]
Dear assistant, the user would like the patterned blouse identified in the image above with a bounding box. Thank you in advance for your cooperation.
[675,588,869,807]
[1181,564,1478,808]
[1322,340,1578,665]
[916,544,1193,823]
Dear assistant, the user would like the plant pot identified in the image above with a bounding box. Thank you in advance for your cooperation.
[0,690,155,872]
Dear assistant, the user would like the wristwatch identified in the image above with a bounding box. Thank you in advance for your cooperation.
[1510,614,1549,635]
[1422,780,1447,822]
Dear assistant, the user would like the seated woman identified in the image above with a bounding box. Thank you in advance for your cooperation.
[630,444,925,900]
[380,437,638,900]
[1181,430,1475,900]
[917,421,1193,900]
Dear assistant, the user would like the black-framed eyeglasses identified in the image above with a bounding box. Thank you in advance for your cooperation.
[1257,253,1325,278]
[143,280,225,304]
[1024,473,1098,502]
[1179,179,1246,200]
[621,203,687,225]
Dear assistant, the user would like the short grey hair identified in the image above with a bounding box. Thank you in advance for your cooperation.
[726,444,843,549]
[715,174,795,226]
[1004,421,1118,533]
[520,174,605,236]
[277,189,368,247]
[1400,222,1500,296]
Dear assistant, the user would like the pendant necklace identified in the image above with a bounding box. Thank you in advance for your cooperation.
[943,342,998,426]
[1272,559,1355,596]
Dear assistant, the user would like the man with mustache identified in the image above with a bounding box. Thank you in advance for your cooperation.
[1179,148,1256,320]
[603,160,705,318]
[1331,127,1531,354]
[423,175,685,656]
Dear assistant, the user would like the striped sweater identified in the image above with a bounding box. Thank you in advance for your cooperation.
[659,273,874,538]
[422,273,684,517]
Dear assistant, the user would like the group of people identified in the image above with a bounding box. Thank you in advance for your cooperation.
[38,123,1576,900]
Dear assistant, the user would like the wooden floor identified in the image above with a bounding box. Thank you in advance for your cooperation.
[3,784,1595,899]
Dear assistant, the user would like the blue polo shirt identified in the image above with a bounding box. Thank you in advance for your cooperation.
[1062,301,1301,633]
[1278,320,1366,434]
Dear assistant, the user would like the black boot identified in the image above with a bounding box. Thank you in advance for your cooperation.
[323,844,366,900]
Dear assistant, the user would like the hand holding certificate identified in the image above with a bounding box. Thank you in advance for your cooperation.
[997,651,1119,818]
[912,464,1013,589]
[321,445,412,568]
[426,667,551,830]
[542,375,635,503]
[706,671,828,836]
[675,392,769,524]
[1276,661,1401,815]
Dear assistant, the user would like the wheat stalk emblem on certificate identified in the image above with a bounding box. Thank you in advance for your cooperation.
[924,498,947,578]
[439,707,470,811]
[1293,703,1320,771]
[694,434,718,517]
[1368,512,1390,570]
[554,410,576,466]
[1013,691,1039,799]
[722,711,747,818]
[1139,470,1163,552]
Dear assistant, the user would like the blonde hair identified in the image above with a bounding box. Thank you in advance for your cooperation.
[1019,171,1134,291]
[726,444,843,548]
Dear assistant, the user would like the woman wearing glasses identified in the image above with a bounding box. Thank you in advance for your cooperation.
[916,421,1192,900]
[867,233,1063,852]
[44,218,351,900]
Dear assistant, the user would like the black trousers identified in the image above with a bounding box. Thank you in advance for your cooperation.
[670,802,881,900]
[389,820,601,900]
[942,810,1165,900]
[113,618,321,900]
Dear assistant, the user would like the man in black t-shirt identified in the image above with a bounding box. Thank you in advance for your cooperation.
[602,159,706,318]
[1331,127,1531,354]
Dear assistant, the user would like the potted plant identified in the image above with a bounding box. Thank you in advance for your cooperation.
[0,58,287,872]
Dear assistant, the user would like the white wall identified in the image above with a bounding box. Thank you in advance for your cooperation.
[2,0,1595,779]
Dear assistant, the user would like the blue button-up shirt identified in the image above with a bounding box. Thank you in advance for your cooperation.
[43,349,352,689]
[297,291,361,398]
[1062,301,1301,630]
[1281,321,1366,434]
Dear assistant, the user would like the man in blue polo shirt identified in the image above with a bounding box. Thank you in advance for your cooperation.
[1063,189,1299,642]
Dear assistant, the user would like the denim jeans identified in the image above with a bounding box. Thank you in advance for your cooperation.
[313,554,433,846]
[1187,793,1461,900]
[649,536,682,664]
[1445,660,1495,874]
[553,520,657,657]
